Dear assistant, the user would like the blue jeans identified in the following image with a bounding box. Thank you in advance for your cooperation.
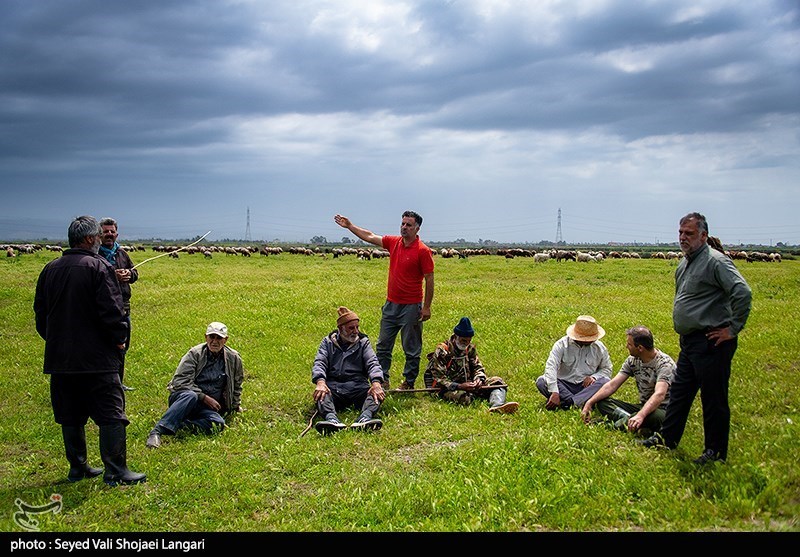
[376,301,423,386]
[152,390,225,435]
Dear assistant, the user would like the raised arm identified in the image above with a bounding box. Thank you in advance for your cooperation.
[334,214,383,247]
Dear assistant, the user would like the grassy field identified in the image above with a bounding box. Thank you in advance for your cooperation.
[1,249,798,533]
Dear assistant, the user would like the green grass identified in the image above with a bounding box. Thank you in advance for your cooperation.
[1,250,798,532]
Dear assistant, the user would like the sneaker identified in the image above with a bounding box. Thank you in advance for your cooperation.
[314,419,348,435]
[350,417,383,431]
[693,449,725,465]
[489,401,519,414]
[396,381,414,391]
[145,432,161,449]
[121,384,135,392]
[636,433,666,449]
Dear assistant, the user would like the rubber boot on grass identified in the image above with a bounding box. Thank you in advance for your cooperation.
[488,388,519,414]
[62,425,102,482]
[99,422,146,486]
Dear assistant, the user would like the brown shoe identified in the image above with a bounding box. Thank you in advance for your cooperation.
[397,381,414,391]
[489,401,519,414]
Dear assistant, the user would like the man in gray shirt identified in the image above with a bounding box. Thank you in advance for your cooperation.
[582,326,675,435]
[639,212,752,464]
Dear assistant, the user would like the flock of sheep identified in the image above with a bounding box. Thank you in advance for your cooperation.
[2,242,784,263]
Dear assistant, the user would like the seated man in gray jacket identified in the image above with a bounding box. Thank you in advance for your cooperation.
[146,322,244,448]
[312,306,386,434]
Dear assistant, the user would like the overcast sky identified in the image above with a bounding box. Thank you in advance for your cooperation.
[1,0,798,245]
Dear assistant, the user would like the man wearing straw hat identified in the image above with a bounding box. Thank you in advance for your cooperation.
[311,306,386,434]
[536,315,613,410]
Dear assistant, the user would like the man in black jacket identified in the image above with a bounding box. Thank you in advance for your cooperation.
[99,217,138,391]
[34,215,145,486]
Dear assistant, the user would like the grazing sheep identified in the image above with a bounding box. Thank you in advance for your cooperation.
[534,252,551,263]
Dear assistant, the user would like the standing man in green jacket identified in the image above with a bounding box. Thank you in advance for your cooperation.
[146,322,245,449]
[638,213,752,464]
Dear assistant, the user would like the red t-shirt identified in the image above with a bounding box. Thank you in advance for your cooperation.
[381,235,435,305]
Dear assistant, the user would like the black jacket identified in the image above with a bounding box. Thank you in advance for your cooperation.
[34,248,128,374]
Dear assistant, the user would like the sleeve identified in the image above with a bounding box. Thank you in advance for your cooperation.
[591,342,613,380]
[469,347,486,383]
[619,356,635,378]
[169,347,205,398]
[232,355,244,410]
[95,263,128,345]
[655,354,676,385]
[429,345,457,390]
[120,250,138,284]
[716,259,752,335]
[420,245,435,275]
[542,340,564,393]
[311,339,330,384]
[33,268,48,340]
[361,339,384,383]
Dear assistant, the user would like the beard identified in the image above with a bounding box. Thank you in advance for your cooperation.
[339,331,358,344]
[455,341,469,351]
[90,237,101,254]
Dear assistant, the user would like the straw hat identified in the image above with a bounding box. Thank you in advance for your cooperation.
[566,315,605,342]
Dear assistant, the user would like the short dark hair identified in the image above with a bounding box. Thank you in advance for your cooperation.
[99,217,118,229]
[680,212,708,234]
[402,210,422,227]
[626,326,654,351]
[68,216,100,248]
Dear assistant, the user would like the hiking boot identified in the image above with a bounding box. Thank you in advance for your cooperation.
[350,417,383,431]
[693,449,725,465]
[396,381,414,391]
[636,433,666,449]
[314,418,347,435]
[145,432,161,449]
[489,401,519,414]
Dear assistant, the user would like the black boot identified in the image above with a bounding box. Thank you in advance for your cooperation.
[99,423,146,486]
[62,425,102,482]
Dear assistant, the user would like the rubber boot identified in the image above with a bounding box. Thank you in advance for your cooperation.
[488,388,519,414]
[62,425,102,482]
[99,423,146,486]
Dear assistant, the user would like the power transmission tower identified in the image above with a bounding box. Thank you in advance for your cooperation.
[245,206,252,242]
[555,208,563,244]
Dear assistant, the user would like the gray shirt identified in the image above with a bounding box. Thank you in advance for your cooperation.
[619,350,675,408]
[542,336,613,393]
[673,244,752,336]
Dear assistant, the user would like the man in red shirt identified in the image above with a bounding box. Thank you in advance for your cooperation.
[335,211,435,389]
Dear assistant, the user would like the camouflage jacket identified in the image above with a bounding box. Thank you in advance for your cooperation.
[425,335,486,391]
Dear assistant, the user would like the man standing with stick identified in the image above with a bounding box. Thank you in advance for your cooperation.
[334,211,435,391]
[99,217,138,392]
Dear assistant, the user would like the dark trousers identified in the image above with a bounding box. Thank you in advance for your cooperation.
[661,331,737,459]
[152,390,226,435]
[316,383,381,421]
[535,376,609,408]
[50,373,128,426]
[119,314,131,383]
[376,301,423,386]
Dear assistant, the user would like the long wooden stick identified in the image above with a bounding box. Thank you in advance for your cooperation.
[131,231,212,270]
[388,383,508,394]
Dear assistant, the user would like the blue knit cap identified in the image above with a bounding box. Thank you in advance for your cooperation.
[453,317,475,337]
